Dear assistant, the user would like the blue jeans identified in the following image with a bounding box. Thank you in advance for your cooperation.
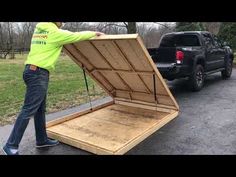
[6,65,49,149]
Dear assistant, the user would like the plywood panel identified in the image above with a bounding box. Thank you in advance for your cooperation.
[47,104,177,154]
[101,71,130,90]
[136,36,179,110]
[115,39,153,71]
[119,73,148,93]
[141,75,167,95]
[75,41,111,69]
[49,34,180,155]
[63,34,179,110]
[91,71,114,91]
[131,92,175,106]
[114,90,175,106]
[92,41,131,70]
[115,90,131,100]
[65,44,94,70]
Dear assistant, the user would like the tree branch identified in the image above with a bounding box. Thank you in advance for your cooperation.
[153,22,171,29]
[123,22,128,28]
[99,23,126,30]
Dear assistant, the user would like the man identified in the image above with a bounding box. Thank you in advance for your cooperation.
[2,22,104,155]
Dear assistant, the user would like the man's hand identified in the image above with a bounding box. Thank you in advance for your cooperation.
[95,32,104,36]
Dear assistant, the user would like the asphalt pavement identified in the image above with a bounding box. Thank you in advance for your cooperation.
[1,70,236,155]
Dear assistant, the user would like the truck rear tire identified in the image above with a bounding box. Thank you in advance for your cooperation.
[189,64,204,92]
[221,58,233,79]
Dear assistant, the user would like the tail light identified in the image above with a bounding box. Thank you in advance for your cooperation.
[176,51,184,64]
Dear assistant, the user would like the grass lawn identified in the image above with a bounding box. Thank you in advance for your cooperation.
[0,54,107,126]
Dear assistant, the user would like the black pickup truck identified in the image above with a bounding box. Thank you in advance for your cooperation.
[148,31,234,91]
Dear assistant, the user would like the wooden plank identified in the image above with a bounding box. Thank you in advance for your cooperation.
[46,100,114,128]
[114,98,177,111]
[141,75,167,96]
[63,46,113,97]
[71,43,96,69]
[63,47,83,68]
[92,40,131,70]
[136,36,179,110]
[115,110,178,154]
[114,90,175,106]
[90,68,154,75]
[89,41,115,69]
[132,93,174,106]
[47,131,113,155]
[114,100,175,113]
[65,44,93,70]
[88,41,134,95]
[100,71,129,90]
[116,73,133,91]
[64,35,179,109]
[110,42,152,94]
[92,72,153,97]
[91,71,114,92]
[118,73,150,93]
[90,34,139,40]
[47,104,177,155]
[114,89,131,100]
[94,71,115,91]
[115,39,153,71]
[138,75,152,94]
[106,39,156,100]
[112,40,137,72]
[74,41,111,69]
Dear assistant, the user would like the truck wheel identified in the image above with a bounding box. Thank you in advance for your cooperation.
[221,58,233,79]
[189,64,204,91]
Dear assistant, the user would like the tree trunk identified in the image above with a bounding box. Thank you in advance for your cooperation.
[3,50,10,59]
[10,48,15,59]
[127,22,137,34]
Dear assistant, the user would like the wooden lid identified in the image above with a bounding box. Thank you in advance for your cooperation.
[63,34,179,111]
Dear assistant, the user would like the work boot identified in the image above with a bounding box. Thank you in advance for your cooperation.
[36,138,59,148]
[2,145,19,155]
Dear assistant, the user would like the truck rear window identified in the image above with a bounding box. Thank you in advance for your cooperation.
[160,34,200,47]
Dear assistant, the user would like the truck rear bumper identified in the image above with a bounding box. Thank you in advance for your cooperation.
[157,63,189,80]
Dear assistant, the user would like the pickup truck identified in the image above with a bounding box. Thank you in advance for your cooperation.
[147,31,234,91]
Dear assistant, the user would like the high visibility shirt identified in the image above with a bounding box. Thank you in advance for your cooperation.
[25,22,96,72]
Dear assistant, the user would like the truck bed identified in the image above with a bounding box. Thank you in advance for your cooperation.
[148,47,176,63]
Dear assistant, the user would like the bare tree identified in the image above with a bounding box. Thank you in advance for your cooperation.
[95,22,126,34]
[0,23,4,58]
[0,22,13,59]
[63,22,89,31]
[6,22,15,59]
[137,23,175,47]
[21,22,36,51]
[94,22,137,34]
[0,22,176,59]
[203,22,221,35]
[93,22,174,47]
[126,22,136,33]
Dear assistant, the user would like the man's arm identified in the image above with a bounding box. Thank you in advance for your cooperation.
[49,29,104,46]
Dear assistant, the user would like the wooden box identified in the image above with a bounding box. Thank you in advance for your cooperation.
[46,34,179,155]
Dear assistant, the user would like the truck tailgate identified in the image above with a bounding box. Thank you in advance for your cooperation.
[148,47,176,63]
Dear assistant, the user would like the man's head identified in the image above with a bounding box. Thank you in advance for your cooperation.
[54,22,66,28]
